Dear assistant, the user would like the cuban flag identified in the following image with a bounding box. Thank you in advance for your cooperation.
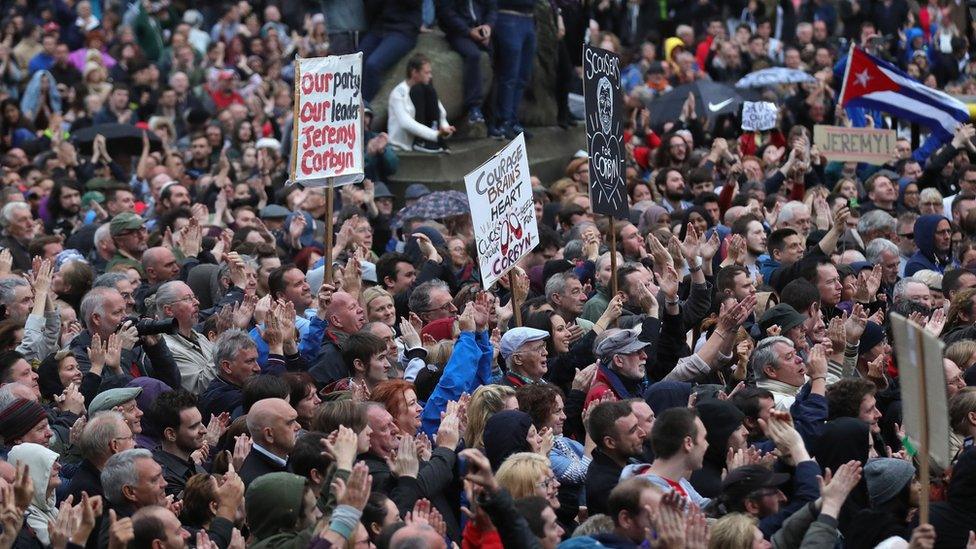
[840,47,970,141]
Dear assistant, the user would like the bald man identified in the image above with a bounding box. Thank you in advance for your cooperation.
[391,524,447,549]
[240,398,300,487]
[308,291,366,386]
[131,505,191,548]
[135,246,199,315]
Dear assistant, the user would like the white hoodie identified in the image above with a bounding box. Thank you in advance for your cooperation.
[8,442,60,546]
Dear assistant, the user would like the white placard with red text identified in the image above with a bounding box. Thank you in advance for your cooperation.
[464,134,539,289]
[293,54,364,186]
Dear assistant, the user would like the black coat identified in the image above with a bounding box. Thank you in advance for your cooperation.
[362,447,461,541]
[435,0,497,36]
[585,449,625,516]
[239,448,290,488]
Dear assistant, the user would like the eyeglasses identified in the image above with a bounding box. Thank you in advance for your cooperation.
[898,233,914,240]
[422,301,456,314]
[167,295,198,305]
[536,476,558,489]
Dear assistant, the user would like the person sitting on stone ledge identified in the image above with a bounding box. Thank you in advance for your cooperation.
[388,54,456,154]
[436,0,495,126]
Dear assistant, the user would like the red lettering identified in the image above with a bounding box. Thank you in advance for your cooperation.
[300,72,334,95]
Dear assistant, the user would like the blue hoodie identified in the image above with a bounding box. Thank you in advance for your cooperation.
[905,214,951,276]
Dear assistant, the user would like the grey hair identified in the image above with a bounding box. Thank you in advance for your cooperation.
[919,188,943,204]
[865,238,899,263]
[78,411,126,462]
[407,280,449,315]
[0,382,33,411]
[595,251,621,272]
[776,201,809,225]
[94,223,112,246]
[101,448,154,505]
[0,277,28,306]
[213,329,257,371]
[857,210,897,235]
[154,280,185,318]
[0,202,29,227]
[217,254,257,285]
[563,239,585,262]
[93,272,130,289]
[80,287,120,332]
[545,271,579,303]
[750,336,793,381]
[893,276,928,304]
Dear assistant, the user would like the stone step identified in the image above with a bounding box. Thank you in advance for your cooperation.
[386,125,586,196]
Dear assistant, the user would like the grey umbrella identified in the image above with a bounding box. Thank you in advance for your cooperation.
[736,68,817,89]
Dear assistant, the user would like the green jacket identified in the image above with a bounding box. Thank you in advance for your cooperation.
[581,287,611,323]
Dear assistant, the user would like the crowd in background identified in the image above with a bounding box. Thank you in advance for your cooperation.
[2,0,976,549]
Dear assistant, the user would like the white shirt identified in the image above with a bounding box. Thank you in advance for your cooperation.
[387,80,449,151]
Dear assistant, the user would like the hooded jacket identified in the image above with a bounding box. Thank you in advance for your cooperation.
[905,214,951,276]
[245,472,315,549]
[483,410,534,471]
[689,400,745,498]
[814,418,872,537]
[8,443,60,546]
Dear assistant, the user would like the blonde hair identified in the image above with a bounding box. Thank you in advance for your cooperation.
[496,452,550,499]
[465,385,516,450]
[945,340,976,370]
[549,178,580,201]
[709,513,758,549]
[949,387,976,434]
[362,287,393,309]
[426,340,454,368]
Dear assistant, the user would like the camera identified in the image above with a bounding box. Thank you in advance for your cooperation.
[119,316,178,337]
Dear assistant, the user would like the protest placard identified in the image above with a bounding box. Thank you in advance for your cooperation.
[292,54,364,187]
[464,134,539,290]
[584,45,628,220]
[813,125,896,164]
[741,101,778,131]
[889,312,950,523]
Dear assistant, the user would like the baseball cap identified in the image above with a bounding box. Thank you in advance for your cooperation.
[405,184,430,200]
[500,327,549,360]
[109,212,144,236]
[259,204,291,219]
[593,327,651,360]
[88,387,143,415]
[758,303,808,335]
[721,464,791,499]
[849,261,874,274]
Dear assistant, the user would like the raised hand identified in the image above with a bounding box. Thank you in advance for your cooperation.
[231,434,252,471]
[399,316,421,349]
[647,491,686,547]
[322,425,358,471]
[204,412,230,448]
[926,307,947,337]
[819,459,862,517]
[335,462,372,510]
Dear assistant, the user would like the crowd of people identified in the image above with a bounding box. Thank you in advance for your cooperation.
[3,0,976,549]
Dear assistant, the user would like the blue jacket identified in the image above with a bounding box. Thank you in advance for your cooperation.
[905,214,951,276]
[758,460,822,539]
[421,330,493,438]
[790,382,829,450]
[436,0,497,37]
[200,375,244,419]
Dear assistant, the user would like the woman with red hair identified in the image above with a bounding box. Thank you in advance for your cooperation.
[371,379,424,436]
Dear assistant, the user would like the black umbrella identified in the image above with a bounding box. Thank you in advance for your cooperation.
[648,81,748,127]
[71,123,163,156]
